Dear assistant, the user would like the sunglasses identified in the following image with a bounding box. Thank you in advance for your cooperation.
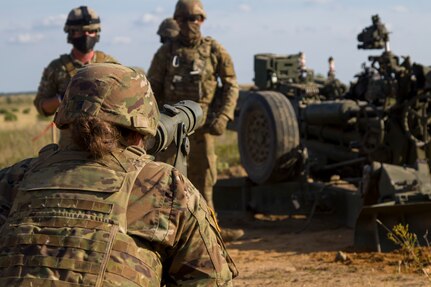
[180,15,204,23]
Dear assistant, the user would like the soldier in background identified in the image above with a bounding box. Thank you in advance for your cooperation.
[0,63,237,286]
[147,0,243,242]
[34,6,119,116]
[157,17,180,44]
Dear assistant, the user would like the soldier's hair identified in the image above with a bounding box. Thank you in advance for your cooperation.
[70,115,120,159]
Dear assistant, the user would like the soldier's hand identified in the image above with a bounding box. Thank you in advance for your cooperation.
[209,114,229,136]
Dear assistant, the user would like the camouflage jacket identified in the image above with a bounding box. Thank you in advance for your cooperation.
[34,51,119,116]
[147,36,239,122]
[0,143,237,286]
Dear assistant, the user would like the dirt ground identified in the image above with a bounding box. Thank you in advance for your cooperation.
[217,166,430,287]
[219,213,430,287]
[220,208,431,287]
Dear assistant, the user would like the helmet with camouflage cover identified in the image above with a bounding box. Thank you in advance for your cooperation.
[64,6,101,33]
[55,63,160,137]
[157,18,180,39]
[64,6,101,44]
[173,0,207,20]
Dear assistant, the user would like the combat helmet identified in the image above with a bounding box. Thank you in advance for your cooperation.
[157,18,180,39]
[55,63,160,137]
[173,0,207,21]
[64,6,101,42]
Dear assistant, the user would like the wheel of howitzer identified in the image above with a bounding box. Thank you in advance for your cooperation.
[402,94,431,147]
[238,91,300,184]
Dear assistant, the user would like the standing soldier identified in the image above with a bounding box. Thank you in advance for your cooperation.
[34,6,119,116]
[147,0,243,241]
[157,17,180,44]
[0,63,237,286]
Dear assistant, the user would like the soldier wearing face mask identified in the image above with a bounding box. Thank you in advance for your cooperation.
[34,6,119,116]
[147,0,243,242]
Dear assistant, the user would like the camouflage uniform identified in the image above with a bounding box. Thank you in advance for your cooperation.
[147,0,239,210]
[34,52,119,116]
[0,64,237,286]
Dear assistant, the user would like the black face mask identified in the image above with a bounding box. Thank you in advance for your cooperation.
[71,35,97,53]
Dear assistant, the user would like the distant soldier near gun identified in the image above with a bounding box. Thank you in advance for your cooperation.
[0,63,237,286]
[157,17,180,44]
[147,0,244,242]
[34,6,119,117]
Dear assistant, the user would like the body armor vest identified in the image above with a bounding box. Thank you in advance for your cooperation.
[163,37,218,107]
[0,145,162,287]
[60,51,110,78]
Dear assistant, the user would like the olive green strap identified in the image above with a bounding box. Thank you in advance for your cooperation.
[0,255,149,286]
[9,216,114,231]
[0,255,101,274]
[60,54,77,78]
[0,278,92,287]
[95,224,118,287]
[17,198,113,214]
[0,233,110,253]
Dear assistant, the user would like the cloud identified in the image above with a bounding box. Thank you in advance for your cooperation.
[34,14,67,30]
[154,6,165,14]
[304,0,334,5]
[8,33,44,44]
[391,5,409,13]
[135,13,161,26]
[239,4,251,13]
[110,36,132,45]
[294,25,318,35]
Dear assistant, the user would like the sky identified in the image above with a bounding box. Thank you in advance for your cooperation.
[1,0,431,93]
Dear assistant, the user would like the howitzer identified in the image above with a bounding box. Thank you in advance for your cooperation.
[216,14,431,252]
[146,100,203,176]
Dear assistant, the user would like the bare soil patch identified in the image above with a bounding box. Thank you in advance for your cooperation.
[219,197,430,286]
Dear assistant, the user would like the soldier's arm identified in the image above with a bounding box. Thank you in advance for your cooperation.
[127,163,237,286]
[213,41,239,121]
[34,62,61,116]
[163,169,237,286]
[147,45,169,106]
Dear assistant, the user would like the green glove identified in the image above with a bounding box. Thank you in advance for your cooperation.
[209,114,229,136]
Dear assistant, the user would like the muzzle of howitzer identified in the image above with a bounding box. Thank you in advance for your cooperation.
[147,100,203,155]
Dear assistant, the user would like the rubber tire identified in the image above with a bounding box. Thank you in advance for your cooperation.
[238,90,300,184]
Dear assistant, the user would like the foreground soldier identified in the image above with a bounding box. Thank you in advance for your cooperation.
[34,6,119,116]
[0,64,237,286]
[157,17,180,44]
[147,0,243,242]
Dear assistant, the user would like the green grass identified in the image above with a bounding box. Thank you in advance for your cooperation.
[0,128,52,168]
[0,93,54,168]
[384,221,431,279]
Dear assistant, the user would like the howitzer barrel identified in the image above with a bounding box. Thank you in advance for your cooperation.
[302,100,360,126]
[147,100,203,155]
